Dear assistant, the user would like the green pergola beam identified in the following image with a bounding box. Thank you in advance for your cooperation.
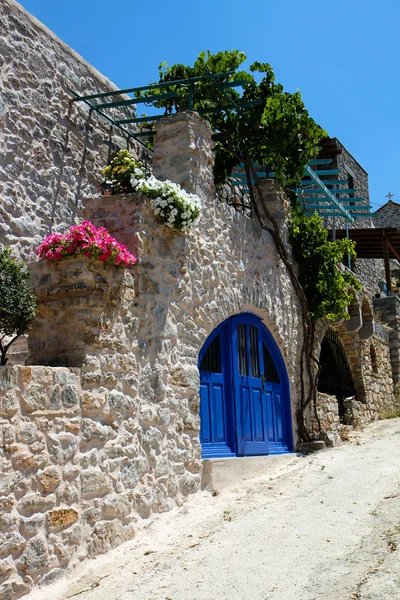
[96,91,179,110]
[298,188,356,195]
[305,211,371,218]
[116,114,164,125]
[68,89,149,149]
[300,197,365,203]
[304,164,354,222]
[301,179,349,186]
[304,169,340,176]
[308,158,333,165]
[69,70,237,103]
[304,205,372,211]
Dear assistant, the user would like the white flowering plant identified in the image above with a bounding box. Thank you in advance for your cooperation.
[131,173,201,231]
[101,150,202,231]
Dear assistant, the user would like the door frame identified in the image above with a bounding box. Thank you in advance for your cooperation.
[199,312,293,457]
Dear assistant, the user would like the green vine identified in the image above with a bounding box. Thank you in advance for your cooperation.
[289,198,361,322]
[140,50,326,189]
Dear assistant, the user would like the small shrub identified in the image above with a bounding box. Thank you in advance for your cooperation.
[0,247,36,365]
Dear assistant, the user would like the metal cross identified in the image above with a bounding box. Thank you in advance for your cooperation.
[386,192,394,201]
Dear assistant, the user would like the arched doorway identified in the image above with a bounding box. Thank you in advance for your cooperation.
[318,329,356,419]
[198,313,293,458]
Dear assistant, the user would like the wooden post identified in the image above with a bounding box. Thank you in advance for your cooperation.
[382,231,392,294]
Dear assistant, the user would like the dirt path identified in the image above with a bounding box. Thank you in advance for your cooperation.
[31,419,400,600]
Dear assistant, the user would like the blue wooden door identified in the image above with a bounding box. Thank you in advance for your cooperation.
[232,320,269,455]
[199,314,292,458]
[199,326,235,458]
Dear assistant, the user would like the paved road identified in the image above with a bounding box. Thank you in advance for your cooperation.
[33,419,400,600]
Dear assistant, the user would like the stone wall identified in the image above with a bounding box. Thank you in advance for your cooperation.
[0,0,146,262]
[0,112,303,596]
[373,295,400,385]
[334,138,369,207]
[311,312,394,445]
[373,200,400,228]
[0,366,83,598]
[1,363,187,598]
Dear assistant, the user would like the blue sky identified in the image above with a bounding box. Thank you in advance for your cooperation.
[19,0,399,209]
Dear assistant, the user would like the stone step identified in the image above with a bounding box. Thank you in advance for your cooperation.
[201,453,300,493]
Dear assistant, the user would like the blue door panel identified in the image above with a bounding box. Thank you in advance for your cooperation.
[199,313,292,459]
[274,392,284,442]
[265,390,275,442]
[199,382,211,443]
[213,383,225,443]
[252,388,264,441]
[239,385,252,441]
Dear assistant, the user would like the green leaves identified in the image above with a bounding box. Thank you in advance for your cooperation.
[0,247,36,364]
[289,200,361,322]
[145,50,326,188]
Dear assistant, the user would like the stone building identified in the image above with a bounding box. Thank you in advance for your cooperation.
[0,1,398,598]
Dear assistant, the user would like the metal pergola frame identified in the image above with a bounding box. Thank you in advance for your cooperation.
[71,74,371,225]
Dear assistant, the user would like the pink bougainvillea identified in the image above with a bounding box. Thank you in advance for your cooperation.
[36,221,137,267]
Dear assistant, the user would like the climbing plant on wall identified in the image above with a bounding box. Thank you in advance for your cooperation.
[289,198,361,322]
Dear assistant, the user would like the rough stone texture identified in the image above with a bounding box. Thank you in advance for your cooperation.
[0,0,148,263]
[373,199,400,228]
[27,257,127,367]
[152,111,215,203]
[373,295,400,385]
[1,103,398,600]
[311,298,395,443]
[0,366,81,591]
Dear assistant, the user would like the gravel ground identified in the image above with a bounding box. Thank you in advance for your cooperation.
[31,418,400,600]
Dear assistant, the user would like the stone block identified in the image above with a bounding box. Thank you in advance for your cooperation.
[61,384,79,408]
[0,389,20,416]
[87,520,135,558]
[101,493,131,519]
[0,577,30,600]
[47,432,79,464]
[47,508,79,530]
[0,556,15,583]
[81,390,107,413]
[141,427,162,454]
[120,456,149,489]
[10,447,47,472]
[0,513,18,531]
[37,466,62,494]
[81,468,112,497]
[0,472,29,498]
[82,418,114,443]
[21,383,47,412]
[17,535,48,575]
[108,390,137,413]
[0,367,18,392]
[20,515,45,539]
[0,494,15,512]
[17,492,56,516]
[0,532,26,558]
[16,422,42,446]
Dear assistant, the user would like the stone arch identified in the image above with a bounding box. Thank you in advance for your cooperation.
[318,326,358,419]
[318,321,367,405]
[361,298,373,324]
